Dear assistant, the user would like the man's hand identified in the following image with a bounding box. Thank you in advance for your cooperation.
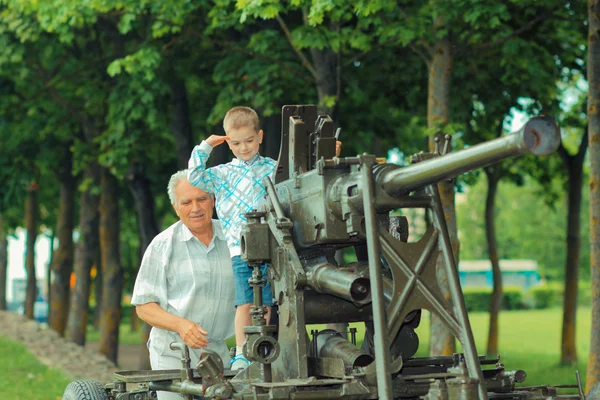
[205,135,228,148]
[178,319,209,348]
[336,140,342,157]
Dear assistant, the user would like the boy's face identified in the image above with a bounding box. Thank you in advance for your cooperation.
[226,126,263,161]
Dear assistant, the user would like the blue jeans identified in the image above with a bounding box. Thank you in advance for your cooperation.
[231,256,274,307]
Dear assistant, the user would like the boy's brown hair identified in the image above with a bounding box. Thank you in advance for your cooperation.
[223,107,260,133]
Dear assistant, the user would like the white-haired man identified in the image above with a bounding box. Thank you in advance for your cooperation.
[131,169,235,400]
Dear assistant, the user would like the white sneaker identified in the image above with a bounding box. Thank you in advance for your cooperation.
[230,354,251,370]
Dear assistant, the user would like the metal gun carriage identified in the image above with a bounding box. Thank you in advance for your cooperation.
[63,105,589,400]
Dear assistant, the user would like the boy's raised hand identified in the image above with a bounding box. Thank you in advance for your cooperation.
[206,134,228,148]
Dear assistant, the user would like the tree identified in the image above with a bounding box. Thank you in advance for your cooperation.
[66,162,101,345]
[24,181,39,319]
[49,144,77,335]
[97,168,123,364]
[557,97,589,365]
[587,0,600,392]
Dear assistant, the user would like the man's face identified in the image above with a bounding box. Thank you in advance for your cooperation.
[226,126,263,161]
[173,180,214,233]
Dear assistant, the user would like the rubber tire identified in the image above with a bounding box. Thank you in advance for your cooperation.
[62,380,109,400]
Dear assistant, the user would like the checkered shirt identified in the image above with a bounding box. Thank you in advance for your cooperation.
[188,141,276,257]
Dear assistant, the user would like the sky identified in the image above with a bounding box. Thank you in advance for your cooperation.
[6,228,51,303]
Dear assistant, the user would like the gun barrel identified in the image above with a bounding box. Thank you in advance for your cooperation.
[314,329,374,369]
[305,263,371,306]
[380,116,560,196]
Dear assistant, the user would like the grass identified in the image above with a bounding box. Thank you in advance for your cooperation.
[1,307,592,399]
[413,307,591,390]
[0,335,72,400]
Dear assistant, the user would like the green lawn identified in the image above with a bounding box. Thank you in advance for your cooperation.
[0,335,72,400]
[413,307,591,390]
[1,307,592,400]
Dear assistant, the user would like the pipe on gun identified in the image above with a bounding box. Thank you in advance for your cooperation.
[380,116,560,196]
[304,292,372,324]
[305,263,372,306]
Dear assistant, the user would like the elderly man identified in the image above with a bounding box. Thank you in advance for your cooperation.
[131,169,235,400]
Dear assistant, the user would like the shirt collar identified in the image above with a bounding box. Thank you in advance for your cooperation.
[179,220,225,242]
[231,153,262,167]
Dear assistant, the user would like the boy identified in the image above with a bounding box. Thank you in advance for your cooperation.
[188,106,340,370]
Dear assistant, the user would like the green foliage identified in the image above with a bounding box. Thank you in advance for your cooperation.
[463,286,524,312]
[528,281,591,309]
[502,286,524,310]
[208,29,314,123]
[529,282,564,309]
[463,287,492,312]
[457,177,590,282]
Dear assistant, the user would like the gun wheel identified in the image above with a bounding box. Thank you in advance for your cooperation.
[62,380,109,400]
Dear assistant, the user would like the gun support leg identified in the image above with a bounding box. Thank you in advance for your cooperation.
[428,184,488,400]
[360,154,393,400]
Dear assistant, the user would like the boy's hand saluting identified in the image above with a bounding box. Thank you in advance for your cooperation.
[206,135,228,148]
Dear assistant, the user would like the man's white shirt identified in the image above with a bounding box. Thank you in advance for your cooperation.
[131,219,235,363]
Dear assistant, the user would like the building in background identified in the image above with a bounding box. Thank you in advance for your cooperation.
[458,259,541,290]
[5,228,51,317]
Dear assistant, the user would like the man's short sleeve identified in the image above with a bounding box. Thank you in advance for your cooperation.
[131,239,168,307]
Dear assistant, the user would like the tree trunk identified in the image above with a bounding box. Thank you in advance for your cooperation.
[98,168,123,364]
[427,16,456,357]
[170,79,195,169]
[94,255,103,329]
[66,163,100,346]
[49,149,76,336]
[127,163,160,370]
[587,0,600,392]
[311,46,339,120]
[561,161,583,364]
[0,216,7,310]
[559,133,588,365]
[46,232,54,307]
[24,182,39,320]
[485,167,502,356]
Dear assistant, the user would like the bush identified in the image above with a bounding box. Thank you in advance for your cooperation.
[530,283,562,309]
[502,286,524,310]
[527,280,591,309]
[463,288,491,312]
[463,286,525,312]
[462,280,591,312]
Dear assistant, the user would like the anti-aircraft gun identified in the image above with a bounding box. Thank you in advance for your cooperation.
[63,105,587,400]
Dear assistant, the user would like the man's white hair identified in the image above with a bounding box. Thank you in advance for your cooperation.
[168,169,189,205]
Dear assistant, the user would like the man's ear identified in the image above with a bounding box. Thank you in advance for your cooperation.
[258,129,264,144]
[172,203,178,216]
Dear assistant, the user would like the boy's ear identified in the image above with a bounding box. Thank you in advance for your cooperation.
[258,129,264,144]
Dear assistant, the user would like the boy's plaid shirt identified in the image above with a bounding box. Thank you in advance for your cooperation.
[188,141,276,257]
